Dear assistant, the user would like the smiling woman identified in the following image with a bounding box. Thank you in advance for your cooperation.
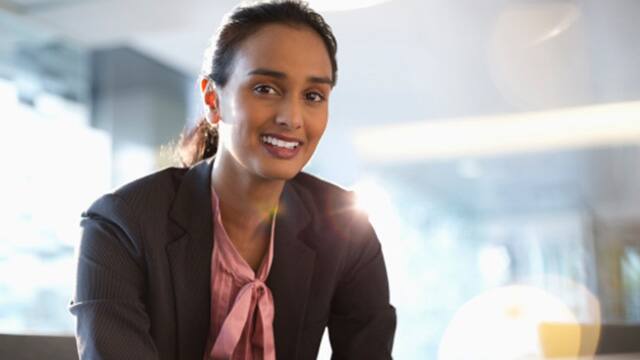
[70,1,396,359]
[207,23,332,183]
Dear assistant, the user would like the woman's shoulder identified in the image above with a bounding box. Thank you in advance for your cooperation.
[290,172,370,232]
[290,171,355,212]
[84,166,189,225]
[290,172,380,270]
[114,166,188,203]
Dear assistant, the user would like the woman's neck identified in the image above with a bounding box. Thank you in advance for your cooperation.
[210,155,284,238]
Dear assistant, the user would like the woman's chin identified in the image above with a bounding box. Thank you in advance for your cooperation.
[257,167,301,181]
[251,159,304,181]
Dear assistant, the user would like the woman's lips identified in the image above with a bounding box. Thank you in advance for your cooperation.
[262,133,303,143]
[261,134,302,159]
[262,141,301,159]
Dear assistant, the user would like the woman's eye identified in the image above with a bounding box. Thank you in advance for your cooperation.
[305,91,325,103]
[253,85,277,95]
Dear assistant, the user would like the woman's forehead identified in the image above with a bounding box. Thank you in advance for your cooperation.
[230,23,333,82]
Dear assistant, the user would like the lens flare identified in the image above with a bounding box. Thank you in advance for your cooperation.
[438,285,586,360]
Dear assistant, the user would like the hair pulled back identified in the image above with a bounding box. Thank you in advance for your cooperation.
[178,0,338,167]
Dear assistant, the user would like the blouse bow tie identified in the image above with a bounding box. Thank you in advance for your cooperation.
[210,279,275,359]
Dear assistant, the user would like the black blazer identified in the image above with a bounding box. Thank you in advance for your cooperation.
[70,159,396,359]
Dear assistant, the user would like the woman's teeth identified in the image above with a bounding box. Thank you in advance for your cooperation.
[261,135,300,149]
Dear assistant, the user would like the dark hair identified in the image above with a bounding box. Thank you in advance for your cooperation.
[178,0,338,167]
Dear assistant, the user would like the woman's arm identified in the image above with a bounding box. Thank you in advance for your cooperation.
[328,213,396,359]
[70,194,160,360]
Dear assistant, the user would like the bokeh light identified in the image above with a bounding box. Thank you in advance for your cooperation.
[438,284,595,360]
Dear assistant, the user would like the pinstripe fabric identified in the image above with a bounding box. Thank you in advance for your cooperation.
[71,158,396,360]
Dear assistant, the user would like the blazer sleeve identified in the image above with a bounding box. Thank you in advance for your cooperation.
[69,194,160,360]
[328,211,397,359]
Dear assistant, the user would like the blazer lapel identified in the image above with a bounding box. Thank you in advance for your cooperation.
[165,159,316,359]
[166,159,214,359]
[267,181,316,359]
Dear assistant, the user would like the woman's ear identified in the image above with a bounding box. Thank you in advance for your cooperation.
[200,78,220,124]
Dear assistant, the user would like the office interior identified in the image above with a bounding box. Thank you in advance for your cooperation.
[1,0,640,358]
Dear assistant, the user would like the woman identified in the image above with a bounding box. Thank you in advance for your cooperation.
[70,1,396,359]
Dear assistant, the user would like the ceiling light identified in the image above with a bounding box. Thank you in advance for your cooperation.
[354,100,640,163]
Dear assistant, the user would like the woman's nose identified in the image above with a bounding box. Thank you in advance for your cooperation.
[275,98,303,129]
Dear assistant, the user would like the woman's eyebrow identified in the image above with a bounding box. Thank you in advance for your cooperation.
[308,76,333,86]
[248,68,286,79]
[248,68,333,86]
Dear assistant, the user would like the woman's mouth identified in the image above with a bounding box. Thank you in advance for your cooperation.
[261,135,302,159]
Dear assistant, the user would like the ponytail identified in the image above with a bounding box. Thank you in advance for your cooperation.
[177,117,218,167]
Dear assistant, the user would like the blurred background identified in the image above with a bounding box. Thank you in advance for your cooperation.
[1,0,640,358]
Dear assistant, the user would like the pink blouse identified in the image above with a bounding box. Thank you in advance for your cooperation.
[204,186,277,360]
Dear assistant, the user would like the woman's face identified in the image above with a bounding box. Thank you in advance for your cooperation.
[211,23,333,182]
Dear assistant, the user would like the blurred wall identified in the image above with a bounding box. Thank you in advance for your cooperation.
[91,47,190,187]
